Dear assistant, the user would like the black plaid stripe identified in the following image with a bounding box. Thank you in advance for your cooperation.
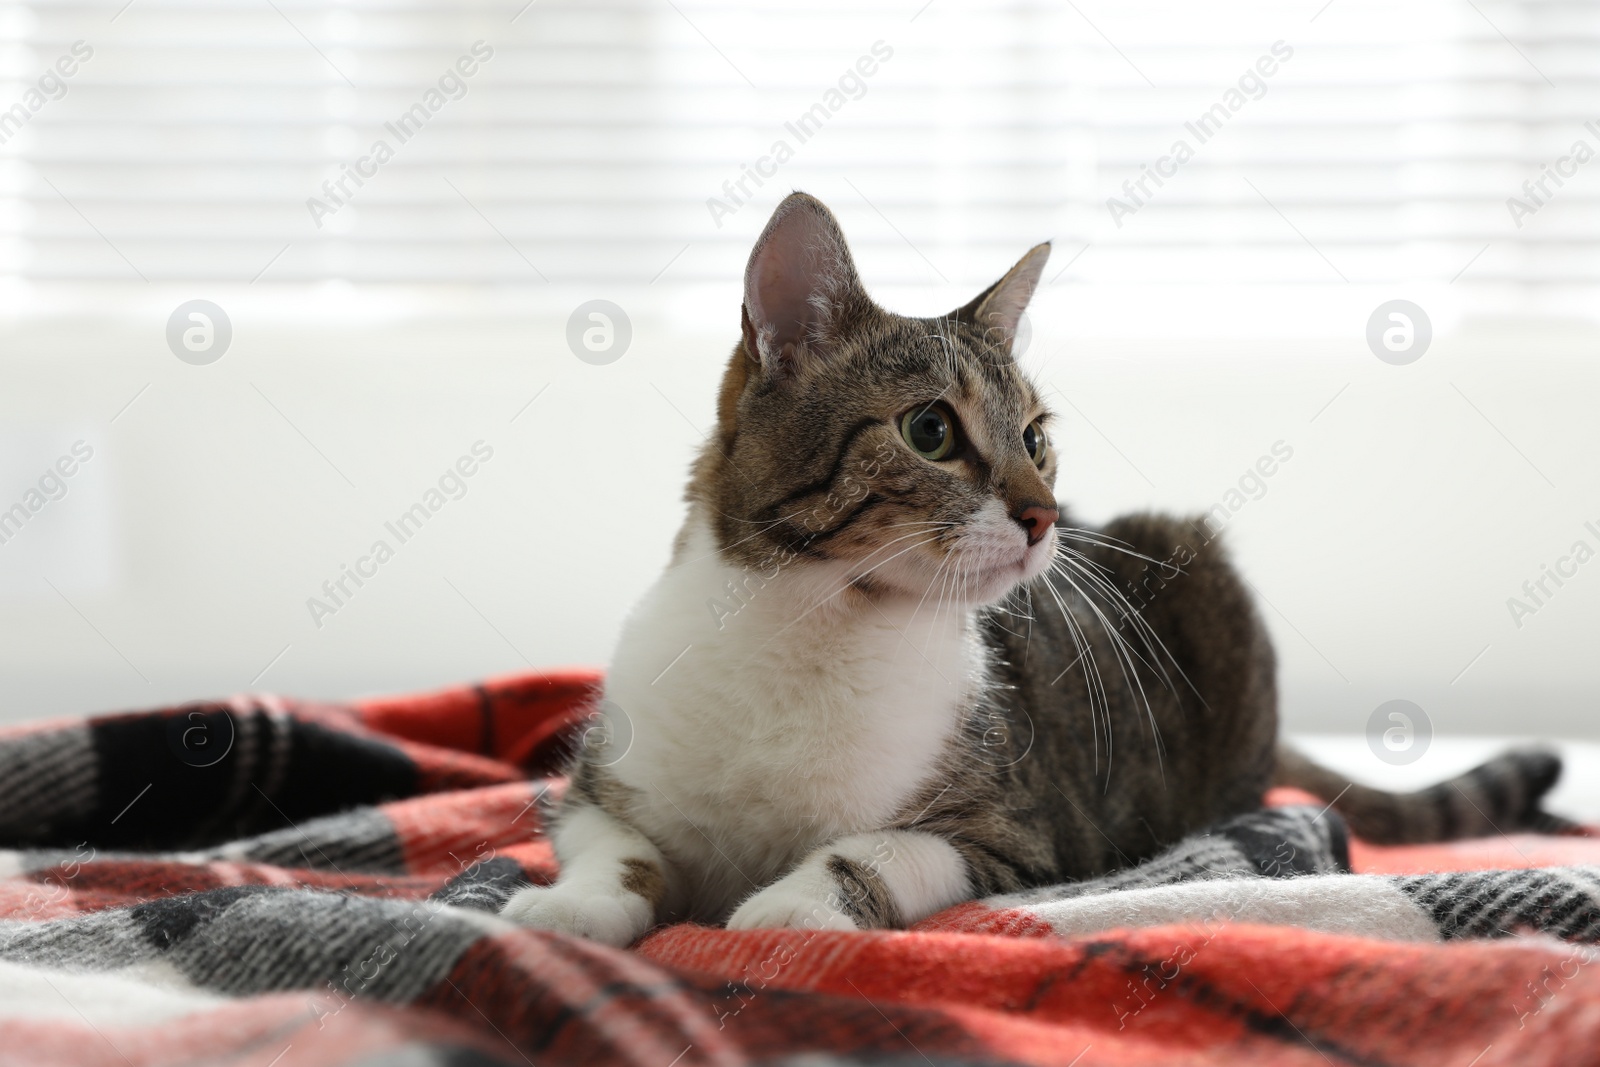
[1216,805,1351,876]
[1396,867,1600,941]
[0,725,98,845]
[0,700,422,852]
[348,1046,522,1067]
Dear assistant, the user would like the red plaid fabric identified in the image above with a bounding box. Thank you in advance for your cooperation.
[0,669,1595,1067]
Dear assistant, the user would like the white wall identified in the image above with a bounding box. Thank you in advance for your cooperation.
[2,297,1595,745]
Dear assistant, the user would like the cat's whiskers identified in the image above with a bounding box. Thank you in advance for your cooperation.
[865,521,964,628]
[1078,582,1167,786]
[901,547,958,651]
[1044,563,1150,786]
[981,578,1038,669]
[1052,532,1214,782]
[935,545,983,653]
[1045,558,1161,702]
[1044,550,1189,786]
[1055,527,1178,573]
[674,506,817,569]
[996,579,1040,669]
[1021,580,1037,666]
[1056,561,1174,668]
[749,530,947,655]
[1033,565,1114,780]
[937,553,974,656]
[1051,542,1205,711]
[681,506,953,573]
[918,552,955,659]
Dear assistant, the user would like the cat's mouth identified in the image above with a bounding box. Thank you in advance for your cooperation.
[946,524,1057,605]
[967,548,1053,600]
[839,505,1056,606]
[928,518,1049,607]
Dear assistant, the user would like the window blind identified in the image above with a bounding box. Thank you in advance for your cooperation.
[1,0,1595,331]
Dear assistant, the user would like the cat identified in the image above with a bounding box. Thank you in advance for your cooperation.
[502,192,1568,946]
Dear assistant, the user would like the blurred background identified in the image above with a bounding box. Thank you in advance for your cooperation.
[1,1,1597,804]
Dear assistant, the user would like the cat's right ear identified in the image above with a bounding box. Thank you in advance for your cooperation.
[953,242,1051,354]
[742,192,865,378]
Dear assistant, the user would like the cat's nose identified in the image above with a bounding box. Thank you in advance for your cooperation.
[1014,505,1059,546]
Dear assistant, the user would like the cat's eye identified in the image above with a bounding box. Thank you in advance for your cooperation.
[900,404,956,461]
[1023,419,1048,466]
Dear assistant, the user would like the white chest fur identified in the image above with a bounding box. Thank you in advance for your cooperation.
[597,516,980,920]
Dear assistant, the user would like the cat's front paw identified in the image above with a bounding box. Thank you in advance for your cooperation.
[726,878,860,933]
[500,884,651,947]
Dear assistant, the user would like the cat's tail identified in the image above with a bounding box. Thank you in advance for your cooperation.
[1274,744,1581,844]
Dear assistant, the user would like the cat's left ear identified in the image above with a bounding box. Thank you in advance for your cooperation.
[742,192,867,378]
[954,242,1051,351]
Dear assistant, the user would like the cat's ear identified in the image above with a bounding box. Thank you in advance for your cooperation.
[741,192,865,377]
[955,242,1051,351]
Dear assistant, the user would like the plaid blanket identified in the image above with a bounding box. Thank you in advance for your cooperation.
[5,671,1600,1066]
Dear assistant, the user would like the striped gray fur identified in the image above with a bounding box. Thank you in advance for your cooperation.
[1274,745,1573,845]
[823,855,902,929]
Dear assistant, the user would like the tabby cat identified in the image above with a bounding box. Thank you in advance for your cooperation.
[502,192,1565,946]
